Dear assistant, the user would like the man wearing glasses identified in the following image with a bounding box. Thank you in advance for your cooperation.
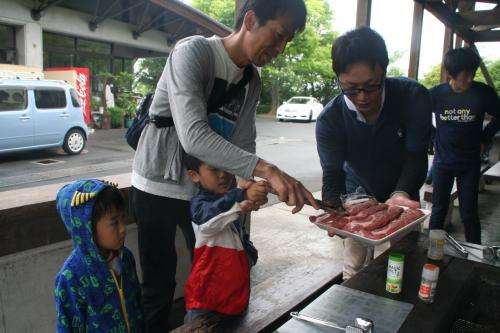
[316,27,431,279]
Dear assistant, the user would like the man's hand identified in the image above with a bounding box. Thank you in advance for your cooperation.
[245,180,269,206]
[385,192,420,209]
[253,160,320,214]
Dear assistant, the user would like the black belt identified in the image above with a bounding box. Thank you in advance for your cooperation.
[149,115,174,128]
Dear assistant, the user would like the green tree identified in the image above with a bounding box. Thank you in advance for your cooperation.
[191,0,338,113]
[191,0,235,27]
[420,64,441,89]
[135,57,167,94]
[387,51,404,77]
[260,0,338,112]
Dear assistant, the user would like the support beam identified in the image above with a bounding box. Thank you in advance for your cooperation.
[459,8,500,26]
[475,30,500,41]
[31,0,65,21]
[417,0,477,42]
[89,0,146,31]
[409,1,424,80]
[440,0,455,83]
[470,43,495,89]
[455,1,474,49]
[150,0,231,36]
[356,0,372,27]
[136,11,170,34]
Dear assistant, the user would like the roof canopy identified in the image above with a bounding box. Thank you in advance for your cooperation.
[416,0,500,43]
[31,0,231,43]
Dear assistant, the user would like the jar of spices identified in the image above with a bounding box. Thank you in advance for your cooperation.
[418,263,440,303]
[386,253,404,294]
[428,229,446,260]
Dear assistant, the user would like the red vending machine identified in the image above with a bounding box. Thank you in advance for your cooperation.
[44,67,91,124]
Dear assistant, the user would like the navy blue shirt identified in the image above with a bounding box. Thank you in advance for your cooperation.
[190,187,245,225]
[431,81,500,168]
[316,78,431,207]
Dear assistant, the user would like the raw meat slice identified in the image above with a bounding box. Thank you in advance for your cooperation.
[344,199,377,216]
[309,212,332,223]
[325,216,350,229]
[344,206,404,232]
[370,209,425,239]
[349,203,388,220]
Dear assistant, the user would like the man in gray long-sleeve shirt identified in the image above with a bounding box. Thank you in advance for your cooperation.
[130,1,319,331]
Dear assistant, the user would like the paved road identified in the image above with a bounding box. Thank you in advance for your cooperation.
[0,117,323,196]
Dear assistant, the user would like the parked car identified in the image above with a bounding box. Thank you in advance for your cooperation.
[0,79,89,155]
[276,96,323,122]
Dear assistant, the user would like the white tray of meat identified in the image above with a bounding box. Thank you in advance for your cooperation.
[309,199,430,246]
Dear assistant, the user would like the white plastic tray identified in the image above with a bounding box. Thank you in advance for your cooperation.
[314,208,430,246]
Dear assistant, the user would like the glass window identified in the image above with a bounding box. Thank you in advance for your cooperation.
[0,49,16,64]
[0,25,15,49]
[288,97,311,104]
[34,89,67,109]
[0,24,16,64]
[0,87,27,112]
[77,38,111,55]
[124,58,134,73]
[43,32,75,50]
[69,88,81,107]
[44,52,73,68]
[113,58,124,73]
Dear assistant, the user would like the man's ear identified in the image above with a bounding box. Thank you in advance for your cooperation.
[243,10,258,32]
[187,170,200,183]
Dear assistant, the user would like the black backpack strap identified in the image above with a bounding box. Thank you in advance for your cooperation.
[207,65,253,113]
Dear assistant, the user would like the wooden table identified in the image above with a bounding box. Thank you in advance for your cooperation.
[276,231,500,333]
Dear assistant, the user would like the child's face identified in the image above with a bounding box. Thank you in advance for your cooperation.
[188,164,235,195]
[94,206,126,252]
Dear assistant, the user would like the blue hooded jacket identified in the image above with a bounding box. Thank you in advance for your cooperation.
[54,179,143,332]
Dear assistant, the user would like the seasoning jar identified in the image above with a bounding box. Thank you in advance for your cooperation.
[386,253,404,294]
[418,263,439,303]
[428,229,446,260]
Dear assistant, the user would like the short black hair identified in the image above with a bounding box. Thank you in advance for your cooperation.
[91,186,125,225]
[444,47,480,78]
[331,27,389,75]
[235,0,307,33]
[183,153,203,172]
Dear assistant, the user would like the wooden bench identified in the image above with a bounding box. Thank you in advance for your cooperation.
[172,266,343,333]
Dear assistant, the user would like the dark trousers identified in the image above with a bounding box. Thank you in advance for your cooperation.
[130,187,195,332]
[429,164,481,244]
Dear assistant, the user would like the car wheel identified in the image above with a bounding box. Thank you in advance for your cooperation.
[63,129,86,155]
[278,118,284,122]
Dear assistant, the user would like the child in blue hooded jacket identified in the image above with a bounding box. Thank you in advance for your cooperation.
[54,179,143,332]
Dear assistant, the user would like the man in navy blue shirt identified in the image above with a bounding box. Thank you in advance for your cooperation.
[429,47,499,244]
[316,27,431,279]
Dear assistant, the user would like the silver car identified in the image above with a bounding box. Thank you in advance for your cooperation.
[0,79,89,155]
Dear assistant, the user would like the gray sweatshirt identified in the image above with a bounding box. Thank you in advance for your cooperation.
[132,36,261,200]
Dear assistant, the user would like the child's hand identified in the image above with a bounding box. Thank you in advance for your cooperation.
[240,200,260,213]
[245,180,269,206]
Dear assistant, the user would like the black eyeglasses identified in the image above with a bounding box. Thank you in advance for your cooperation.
[336,77,385,97]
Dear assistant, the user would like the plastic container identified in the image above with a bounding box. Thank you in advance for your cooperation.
[418,263,440,303]
[386,253,404,294]
[428,229,446,260]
